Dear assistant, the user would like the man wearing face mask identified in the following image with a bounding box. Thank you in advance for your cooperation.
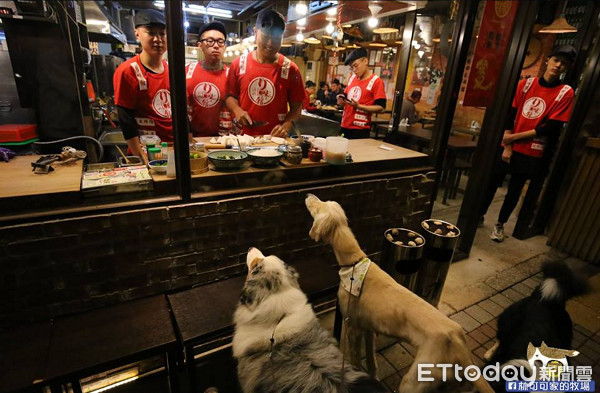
[186,21,232,136]
[226,9,305,137]
[113,9,171,159]
[338,48,386,139]
[481,45,576,242]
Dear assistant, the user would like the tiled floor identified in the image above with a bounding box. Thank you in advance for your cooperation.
[359,189,600,392]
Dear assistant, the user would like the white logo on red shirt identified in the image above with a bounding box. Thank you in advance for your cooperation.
[152,89,172,118]
[348,86,362,102]
[193,82,220,108]
[248,77,275,106]
[522,97,546,120]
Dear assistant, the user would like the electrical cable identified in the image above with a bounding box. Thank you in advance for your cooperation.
[33,136,104,161]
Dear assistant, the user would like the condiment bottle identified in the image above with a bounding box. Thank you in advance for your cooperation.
[167,148,176,178]
[286,145,303,164]
[147,147,161,161]
[308,147,323,162]
[193,142,206,153]
[161,142,168,158]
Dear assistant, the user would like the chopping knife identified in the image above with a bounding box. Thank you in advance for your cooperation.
[233,118,269,128]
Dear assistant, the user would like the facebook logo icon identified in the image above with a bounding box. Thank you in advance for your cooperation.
[507,382,517,391]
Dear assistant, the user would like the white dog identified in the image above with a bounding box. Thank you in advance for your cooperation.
[305,194,495,393]
[232,247,387,393]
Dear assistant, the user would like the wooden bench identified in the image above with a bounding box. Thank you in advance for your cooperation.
[1,295,179,393]
[168,257,340,393]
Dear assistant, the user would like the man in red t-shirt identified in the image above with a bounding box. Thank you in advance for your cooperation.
[113,9,172,159]
[186,21,232,137]
[226,9,305,137]
[481,45,577,242]
[338,48,387,139]
[303,81,318,112]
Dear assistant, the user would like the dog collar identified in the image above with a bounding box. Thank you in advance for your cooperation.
[339,258,371,297]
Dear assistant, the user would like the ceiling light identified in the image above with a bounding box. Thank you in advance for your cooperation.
[184,21,190,28]
[296,1,308,16]
[342,24,352,28]
[234,50,240,55]
[192,49,197,55]
[322,34,333,39]
[304,34,321,44]
[539,14,577,33]
[373,22,399,34]
[297,17,306,27]
[418,50,424,57]
[327,7,337,16]
[367,3,383,29]
[326,22,335,34]
[281,42,292,47]
[296,31,305,42]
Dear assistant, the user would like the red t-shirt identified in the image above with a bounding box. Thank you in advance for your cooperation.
[303,89,317,112]
[511,77,574,158]
[186,62,232,136]
[341,73,386,130]
[113,55,173,142]
[226,52,305,136]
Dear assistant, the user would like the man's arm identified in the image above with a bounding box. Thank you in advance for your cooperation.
[225,96,253,127]
[117,105,145,161]
[270,101,302,138]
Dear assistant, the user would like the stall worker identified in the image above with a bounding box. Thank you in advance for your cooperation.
[226,9,305,137]
[113,9,171,159]
[338,48,386,139]
[186,21,232,137]
[303,81,318,112]
[482,45,576,242]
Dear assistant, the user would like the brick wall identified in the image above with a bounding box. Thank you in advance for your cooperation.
[0,172,435,329]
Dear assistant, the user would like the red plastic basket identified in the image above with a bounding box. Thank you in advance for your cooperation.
[0,124,38,142]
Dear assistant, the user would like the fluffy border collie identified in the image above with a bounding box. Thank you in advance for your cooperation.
[232,247,386,393]
[485,260,588,391]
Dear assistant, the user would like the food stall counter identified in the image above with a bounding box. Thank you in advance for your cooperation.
[149,138,427,183]
[0,155,83,198]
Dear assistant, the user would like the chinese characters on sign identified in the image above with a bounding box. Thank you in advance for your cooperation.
[463,0,519,107]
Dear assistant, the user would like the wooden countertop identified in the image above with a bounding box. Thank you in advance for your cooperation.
[150,138,426,182]
[0,155,83,199]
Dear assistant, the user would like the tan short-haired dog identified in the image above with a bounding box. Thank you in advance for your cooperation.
[305,194,495,393]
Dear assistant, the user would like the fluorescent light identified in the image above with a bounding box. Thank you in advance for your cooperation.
[152,1,232,18]
[88,377,139,393]
[86,19,107,26]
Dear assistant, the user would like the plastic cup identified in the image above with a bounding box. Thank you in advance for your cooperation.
[325,136,348,165]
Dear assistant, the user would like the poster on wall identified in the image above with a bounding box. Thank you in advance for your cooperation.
[463,0,519,107]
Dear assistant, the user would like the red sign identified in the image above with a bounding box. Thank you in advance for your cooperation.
[463,1,519,107]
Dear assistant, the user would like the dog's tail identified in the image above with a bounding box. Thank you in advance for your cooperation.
[538,260,589,303]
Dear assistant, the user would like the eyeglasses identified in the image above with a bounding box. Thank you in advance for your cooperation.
[200,38,226,47]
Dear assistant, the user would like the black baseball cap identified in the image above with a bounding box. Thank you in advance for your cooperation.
[255,9,285,36]
[198,21,227,39]
[345,48,368,66]
[547,45,577,63]
[134,9,166,28]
